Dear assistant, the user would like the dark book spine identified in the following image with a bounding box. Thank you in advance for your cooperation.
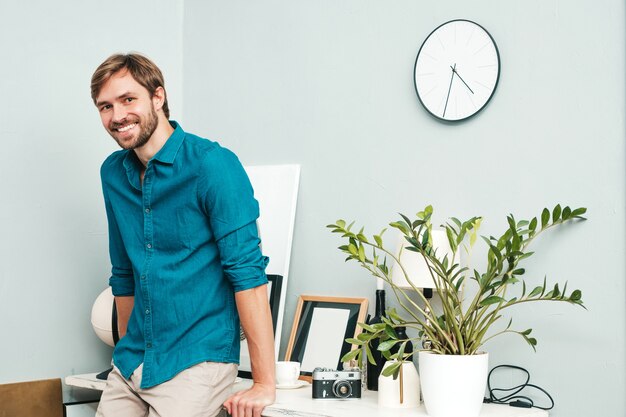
[366,289,386,391]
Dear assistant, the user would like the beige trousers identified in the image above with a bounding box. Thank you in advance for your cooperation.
[96,362,238,417]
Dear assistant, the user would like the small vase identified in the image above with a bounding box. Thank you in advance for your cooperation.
[419,351,489,417]
[377,361,420,408]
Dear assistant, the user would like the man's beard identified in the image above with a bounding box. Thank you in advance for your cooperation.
[109,107,159,150]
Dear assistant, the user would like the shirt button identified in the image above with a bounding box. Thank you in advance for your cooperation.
[141,275,146,280]
[147,342,152,348]
[146,243,152,249]
[145,208,151,214]
[145,309,150,315]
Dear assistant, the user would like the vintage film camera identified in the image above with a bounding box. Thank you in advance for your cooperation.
[311,367,361,399]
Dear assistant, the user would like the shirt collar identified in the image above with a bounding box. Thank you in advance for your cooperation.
[151,120,185,165]
[121,121,185,190]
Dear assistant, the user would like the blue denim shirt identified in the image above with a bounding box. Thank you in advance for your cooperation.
[101,121,268,388]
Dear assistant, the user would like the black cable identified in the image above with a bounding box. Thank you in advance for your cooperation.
[483,364,554,411]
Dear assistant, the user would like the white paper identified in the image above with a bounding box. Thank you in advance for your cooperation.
[301,308,350,372]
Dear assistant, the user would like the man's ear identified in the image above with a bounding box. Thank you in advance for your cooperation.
[152,86,166,111]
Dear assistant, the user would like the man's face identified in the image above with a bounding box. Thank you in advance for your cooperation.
[95,70,159,150]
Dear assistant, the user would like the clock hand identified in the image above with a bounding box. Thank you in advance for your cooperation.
[442,64,456,118]
[450,65,474,94]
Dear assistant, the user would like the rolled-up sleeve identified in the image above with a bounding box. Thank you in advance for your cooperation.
[217,221,269,292]
[199,146,269,291]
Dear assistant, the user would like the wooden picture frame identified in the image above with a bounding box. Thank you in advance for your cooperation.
[284,295,368,382]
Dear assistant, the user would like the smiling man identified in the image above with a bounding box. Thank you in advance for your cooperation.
[91,53,275,417]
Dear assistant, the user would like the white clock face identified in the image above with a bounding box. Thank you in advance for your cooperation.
[414,20,500,122]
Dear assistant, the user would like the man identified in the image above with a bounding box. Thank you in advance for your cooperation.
[91,53,276,417]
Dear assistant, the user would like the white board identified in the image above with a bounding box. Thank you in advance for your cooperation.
[239,164,300,373]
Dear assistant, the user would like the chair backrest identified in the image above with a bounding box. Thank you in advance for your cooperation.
[0,378,63,417]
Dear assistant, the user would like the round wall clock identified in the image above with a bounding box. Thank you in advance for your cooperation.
[414,19,500,122]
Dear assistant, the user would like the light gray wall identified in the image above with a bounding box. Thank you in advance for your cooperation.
[0,0,184,383]
[1,1,623,416]
[182,1,625,416]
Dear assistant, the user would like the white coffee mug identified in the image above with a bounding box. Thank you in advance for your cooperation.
[275,361,301,385]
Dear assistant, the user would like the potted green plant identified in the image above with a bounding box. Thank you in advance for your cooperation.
[327,204,586,417]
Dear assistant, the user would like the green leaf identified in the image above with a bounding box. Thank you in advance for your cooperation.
[506,297,517,305]
[336,220,346,229]
[552,204,562,223]
[378,340,399,352]
[570,289,582,301]
[487,242,502,261]
[381,360,403,377]
[357,332,372,342]
[348,244,358,256]
[387,308,403,322]
[365,344,376,365]
[400,213,413,229]
[480,295,506,306]
[358,244,366,262]
[341,348,360,363]
[370,322,387,331]
[571,207,587,218]
[359,323,377,333]
[504,317,513,330]
[507,215,516,231]
[562,206,571,220]
[412,219,425,228]
[445,227,457,252]
[381,316,393,327]
[374,234,383,247]
[384,325,398,340]
[541,208,550,228]
[345,338,364,345]
[455,276,466,292]
[389,221,408,234]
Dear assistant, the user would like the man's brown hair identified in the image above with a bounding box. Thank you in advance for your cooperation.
[91,53,170,118]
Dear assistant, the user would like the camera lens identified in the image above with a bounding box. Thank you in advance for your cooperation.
[332,380,352,398]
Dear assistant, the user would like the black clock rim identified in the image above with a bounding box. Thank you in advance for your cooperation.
[413,19,501,123]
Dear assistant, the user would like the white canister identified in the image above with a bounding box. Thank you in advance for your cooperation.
[378,361,420,408]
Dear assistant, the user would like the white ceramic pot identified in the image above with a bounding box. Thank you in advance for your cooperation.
[378,361,420,408]
[418,351,489,417]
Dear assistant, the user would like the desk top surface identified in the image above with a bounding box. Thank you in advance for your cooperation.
[65,374,548,417]
[234,379,548,417]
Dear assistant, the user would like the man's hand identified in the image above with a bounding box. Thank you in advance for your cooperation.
[223,382,275,417]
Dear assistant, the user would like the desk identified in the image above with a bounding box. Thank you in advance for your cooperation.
[65,375,547,417]
[237,379,547,417]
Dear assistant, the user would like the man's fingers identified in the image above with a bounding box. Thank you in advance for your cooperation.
[224,385,274,417]
[237,397,247,417]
